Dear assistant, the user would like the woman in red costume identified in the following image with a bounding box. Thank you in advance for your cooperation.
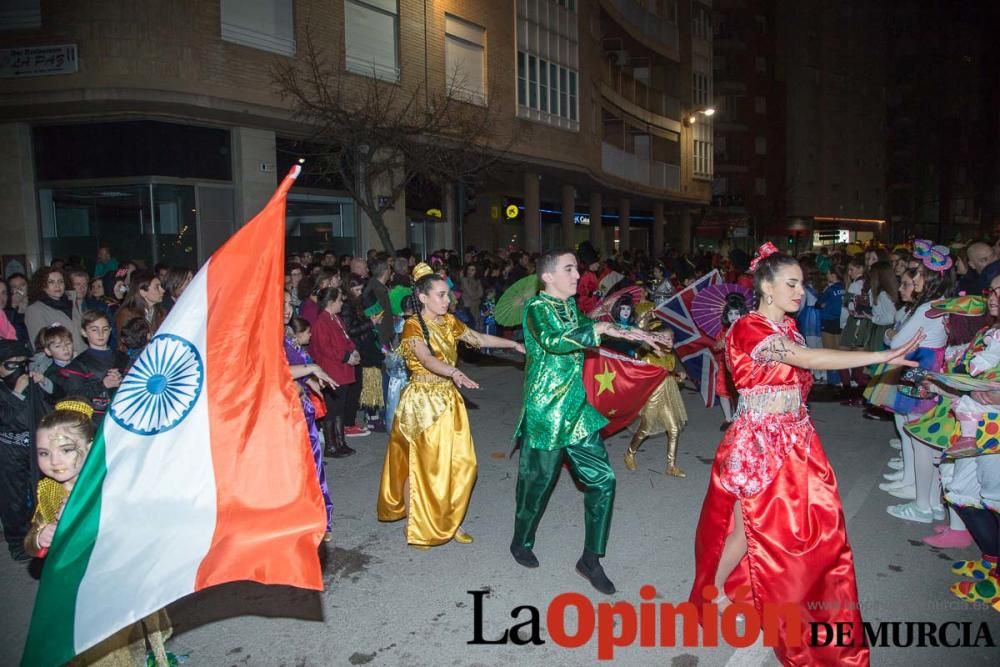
[689,243,923,666]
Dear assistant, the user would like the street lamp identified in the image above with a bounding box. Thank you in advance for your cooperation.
[684,107,715,126]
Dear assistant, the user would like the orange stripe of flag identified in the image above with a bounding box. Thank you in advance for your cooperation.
[195,168,326,590]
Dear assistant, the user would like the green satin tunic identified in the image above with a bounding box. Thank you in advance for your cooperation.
[515,291,608,450]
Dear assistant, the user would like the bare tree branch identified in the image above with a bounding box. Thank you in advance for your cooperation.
[272,30,518,254]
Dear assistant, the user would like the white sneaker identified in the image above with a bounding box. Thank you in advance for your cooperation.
[887,457,903,469]
[887,502,933,524]
[889,438,902,450]
[931,505,946,521]
[887,485,917,500]
[878,479,910,491]
[882,470,904,482]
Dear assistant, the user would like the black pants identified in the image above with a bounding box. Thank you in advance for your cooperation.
[956,506,1000,557]
[0,439,33,554]
[343,366,362,427]
[323,384,347,423]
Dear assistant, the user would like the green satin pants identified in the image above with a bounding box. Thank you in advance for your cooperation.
[512,431,616,556]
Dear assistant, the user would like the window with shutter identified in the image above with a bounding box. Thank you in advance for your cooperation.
[344,0,399,82]
[445,15,486,105]
[221,0,295,56]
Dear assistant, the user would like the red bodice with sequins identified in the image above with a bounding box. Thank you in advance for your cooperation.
[727,312,813,400]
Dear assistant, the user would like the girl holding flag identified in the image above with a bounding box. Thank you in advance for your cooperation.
[27,399,174,666]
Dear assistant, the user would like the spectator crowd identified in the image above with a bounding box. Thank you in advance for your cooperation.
[2,236,999,615]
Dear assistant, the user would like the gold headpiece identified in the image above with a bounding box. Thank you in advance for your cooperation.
[55,400,95,420]
[411,262,434,282]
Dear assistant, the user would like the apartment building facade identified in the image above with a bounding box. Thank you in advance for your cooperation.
[1,0,713,272]
[707,0,784,252]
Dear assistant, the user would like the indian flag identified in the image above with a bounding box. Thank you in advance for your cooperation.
[22,166,327,667]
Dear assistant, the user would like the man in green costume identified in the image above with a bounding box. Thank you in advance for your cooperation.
[510,249,668,594]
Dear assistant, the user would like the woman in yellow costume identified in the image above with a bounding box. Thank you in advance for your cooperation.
[623,320,689,478]
[377,263,524,547]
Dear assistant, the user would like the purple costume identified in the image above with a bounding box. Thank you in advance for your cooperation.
[285,336,333,531]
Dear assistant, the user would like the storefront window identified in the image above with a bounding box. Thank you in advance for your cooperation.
[285,194,357,256]
[407,217,449,260]
[151,185,198,267]
[38,184,199,268]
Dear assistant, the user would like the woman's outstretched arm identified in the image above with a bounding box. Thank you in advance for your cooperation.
[755,330,924,371]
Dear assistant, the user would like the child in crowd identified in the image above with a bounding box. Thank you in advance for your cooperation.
[286,316,334,540]
[31,325,75,402]
[945,327,1000,457]
[838,257,869,403]
[359,294,387,432]
[0,339,36,561]
[57,311,128,423]
[25,400,95,558]
[26,400,175,665]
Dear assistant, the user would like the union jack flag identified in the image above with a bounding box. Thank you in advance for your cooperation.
[653,270,723,407]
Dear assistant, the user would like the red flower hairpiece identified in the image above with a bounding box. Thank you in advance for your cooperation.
[749,242,781,273]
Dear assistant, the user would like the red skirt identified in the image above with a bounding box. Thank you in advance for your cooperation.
[689,412,870,666]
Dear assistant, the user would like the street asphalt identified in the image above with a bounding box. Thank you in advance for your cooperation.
[2,353,998,666]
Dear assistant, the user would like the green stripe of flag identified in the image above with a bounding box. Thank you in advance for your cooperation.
[21,428,107,667]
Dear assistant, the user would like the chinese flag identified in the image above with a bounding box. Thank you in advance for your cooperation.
[584,348,669,438]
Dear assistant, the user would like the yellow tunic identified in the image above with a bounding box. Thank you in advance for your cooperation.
[377,314,478,545]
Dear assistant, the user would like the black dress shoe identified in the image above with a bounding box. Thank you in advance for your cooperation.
[575,557,615,595]
[510,543,539,568]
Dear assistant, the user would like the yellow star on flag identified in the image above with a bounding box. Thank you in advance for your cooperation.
[595,363,616,395]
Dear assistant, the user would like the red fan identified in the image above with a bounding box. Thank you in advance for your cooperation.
[588,285,644,322]
[691,283,753,338]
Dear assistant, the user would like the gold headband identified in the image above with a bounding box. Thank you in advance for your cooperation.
[55,400,95,420]
[411,262,434,282]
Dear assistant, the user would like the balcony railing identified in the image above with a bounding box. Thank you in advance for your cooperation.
[601,142,680,192]
[601,60,681,121]
[607,0,680,62]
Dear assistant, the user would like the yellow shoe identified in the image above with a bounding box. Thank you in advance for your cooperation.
[666,464,687,479]
[624,450,638,471]
[410,543,431,551]
[454,529,474,544]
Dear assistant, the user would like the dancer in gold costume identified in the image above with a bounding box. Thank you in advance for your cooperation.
[624,325,689,477]
[377,263,523,547]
